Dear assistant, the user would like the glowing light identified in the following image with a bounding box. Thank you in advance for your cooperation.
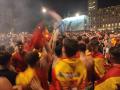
[42,7,47,13]
[63,15,86,22]
[75,13,80,17]
[112,31,114,33]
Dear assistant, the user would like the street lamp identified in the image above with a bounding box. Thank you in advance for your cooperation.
[42,7,47,13]
[75,13,80,17]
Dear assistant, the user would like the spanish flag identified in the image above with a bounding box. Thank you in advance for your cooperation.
[94,55,106,78]
[86,50,106,78]
[95,64,120,90]
[24,21,46,51]
[50,58,87,90]
[16,67,35,86]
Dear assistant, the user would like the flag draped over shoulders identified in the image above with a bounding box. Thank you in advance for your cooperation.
[95,64,120,90]
[50,58,87,90]
[16,67,35,86]
[93,52,106,78]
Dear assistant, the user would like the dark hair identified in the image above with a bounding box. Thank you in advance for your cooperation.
[63,38,79,57]
[91,37,98,41]
[0,45,6,52]
[109,46,120,63]
[83,37,89,44]
[79,43,86,52]
[55,43,62,57]
[7,46,15,54]
[56,39,63,46]
[25,51,40,67]
[77,36,82,41]
[87,40,100,52]
[16,41,23,46]
[0,51,11,66]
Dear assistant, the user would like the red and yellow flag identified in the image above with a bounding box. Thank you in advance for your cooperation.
[95,64,120,90]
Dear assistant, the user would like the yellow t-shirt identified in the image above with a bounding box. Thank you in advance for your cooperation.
[54,58,87,89]
[16,67,35,86]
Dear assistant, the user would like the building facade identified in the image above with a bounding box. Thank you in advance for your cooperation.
[88,0,120,30]
[88,0,97,11]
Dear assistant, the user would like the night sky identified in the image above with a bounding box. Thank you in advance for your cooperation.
[42,0,120,17]
[98,0,120,8]
[42,0,88,17]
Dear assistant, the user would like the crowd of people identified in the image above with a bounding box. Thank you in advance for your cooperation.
[0,25,120,90]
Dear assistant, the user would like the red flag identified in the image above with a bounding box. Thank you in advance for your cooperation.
[44,28,51,41]
[25,22,46,51]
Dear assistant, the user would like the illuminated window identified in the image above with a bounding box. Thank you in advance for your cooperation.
[112,12,115,15]
[108,24,111,27]
[112,23,114,26]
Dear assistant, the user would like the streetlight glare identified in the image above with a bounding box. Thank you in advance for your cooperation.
[42,7,47,13]
[75,13,80,17]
